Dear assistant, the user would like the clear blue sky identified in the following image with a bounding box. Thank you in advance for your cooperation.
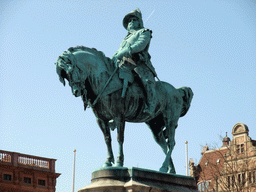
[1,0,255,191]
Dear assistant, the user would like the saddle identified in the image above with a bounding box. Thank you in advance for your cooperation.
[92,57,144,106]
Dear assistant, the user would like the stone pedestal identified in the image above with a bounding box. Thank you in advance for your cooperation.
[78,167,198,192]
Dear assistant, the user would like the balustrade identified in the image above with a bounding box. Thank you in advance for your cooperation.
[0,150,52,171]
[0,152,12,163]
[18,155,49,169]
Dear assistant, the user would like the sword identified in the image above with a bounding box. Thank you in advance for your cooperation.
[121,56,160,81]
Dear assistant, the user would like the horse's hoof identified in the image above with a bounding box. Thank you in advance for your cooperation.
[159,167,168,173]
[114,162,123,167]
[168,169,176,174]
[102,162,112,167]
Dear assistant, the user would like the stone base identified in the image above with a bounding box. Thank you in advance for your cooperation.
[78,167,198,192]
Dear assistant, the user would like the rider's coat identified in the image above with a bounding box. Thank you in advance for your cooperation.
[112,28,157,78]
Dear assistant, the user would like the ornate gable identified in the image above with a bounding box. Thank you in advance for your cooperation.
[232,123,249,136]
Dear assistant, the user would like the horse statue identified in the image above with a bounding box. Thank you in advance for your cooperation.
[55,46,193,173]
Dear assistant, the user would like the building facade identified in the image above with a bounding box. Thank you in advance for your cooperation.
[0,150,60,192]
[190,123,256,192]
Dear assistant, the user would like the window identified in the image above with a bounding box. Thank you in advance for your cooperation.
[238,173,241,184]
[205,181,210,190]
[198,182,203,192]
[241,144,244,153]
[238,173,245,186]
[227,176,235,188]
[236,145,240,153]
[236,144,245,154]
[249,172,253,184]
[3,174,11,181]
[198,181,210,192]
[227,176,230,188]
[24,177,31,184]
[242,173,245,185]
[232,175,235,187]
[38,179,46,186]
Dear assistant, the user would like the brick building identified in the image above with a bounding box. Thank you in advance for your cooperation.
[0,150,60,192]
[190,123,256,192]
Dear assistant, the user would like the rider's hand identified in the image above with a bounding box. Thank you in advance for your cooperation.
[116,47,131,60]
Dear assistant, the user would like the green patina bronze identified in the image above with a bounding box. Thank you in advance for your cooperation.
[55,8,193,174]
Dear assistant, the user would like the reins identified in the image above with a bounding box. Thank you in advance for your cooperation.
[92,66,119,107]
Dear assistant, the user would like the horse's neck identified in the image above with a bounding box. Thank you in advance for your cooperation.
[89,71,110,95]
[77,50,111,96]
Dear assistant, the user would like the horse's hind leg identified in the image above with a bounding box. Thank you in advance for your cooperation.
[115,116,125,167]
[167,122,177,174]
[146,115,168,155]
[160,116,178,174]
[97,118,114,167]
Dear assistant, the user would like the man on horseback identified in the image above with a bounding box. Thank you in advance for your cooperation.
[112,8,157,116]
[56,8,193,171]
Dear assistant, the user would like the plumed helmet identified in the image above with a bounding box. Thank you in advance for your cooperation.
[123,8,144,30]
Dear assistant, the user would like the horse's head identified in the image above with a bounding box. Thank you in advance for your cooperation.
[56,46,115,109]
[56,50,89,109]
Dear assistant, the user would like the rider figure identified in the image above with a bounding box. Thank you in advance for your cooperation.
[111,8,157,116]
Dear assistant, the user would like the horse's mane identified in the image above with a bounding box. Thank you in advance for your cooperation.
[67,46,114,71]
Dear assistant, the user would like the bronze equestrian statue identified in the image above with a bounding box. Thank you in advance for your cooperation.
[55,8,193,174]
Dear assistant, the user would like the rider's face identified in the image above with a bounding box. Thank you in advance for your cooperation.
[128,17,140,30]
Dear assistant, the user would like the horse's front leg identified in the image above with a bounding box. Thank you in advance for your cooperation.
[97,118,114,167]
[115,116,125,167]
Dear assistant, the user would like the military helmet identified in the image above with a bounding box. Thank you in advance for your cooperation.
[123,8,144,30]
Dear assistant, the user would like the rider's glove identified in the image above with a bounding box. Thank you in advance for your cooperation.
[116,47,132,60]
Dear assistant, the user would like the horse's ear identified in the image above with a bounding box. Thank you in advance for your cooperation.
[68,47,74,52]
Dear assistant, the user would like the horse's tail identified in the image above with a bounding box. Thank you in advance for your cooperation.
[178,86,193,117]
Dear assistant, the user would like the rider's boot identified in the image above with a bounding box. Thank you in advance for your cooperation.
[143,79,157,116]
